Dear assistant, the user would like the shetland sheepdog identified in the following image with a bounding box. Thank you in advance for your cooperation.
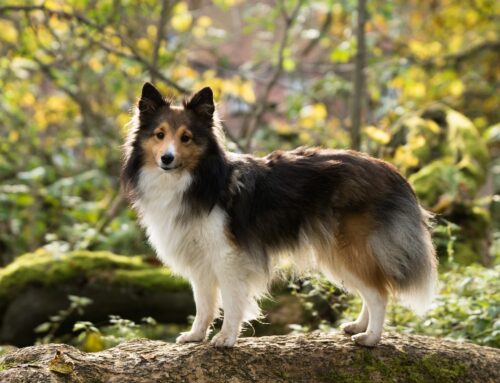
[121,83,437,348]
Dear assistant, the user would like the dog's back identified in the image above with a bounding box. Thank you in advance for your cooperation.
[225,147,437,315]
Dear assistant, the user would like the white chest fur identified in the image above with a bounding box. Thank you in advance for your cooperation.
[135,168,230,278]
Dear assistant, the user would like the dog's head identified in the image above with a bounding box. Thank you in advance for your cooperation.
[133,82,222,173]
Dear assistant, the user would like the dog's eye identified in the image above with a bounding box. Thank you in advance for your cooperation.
[156,132,165,140]
[180,134,191,143]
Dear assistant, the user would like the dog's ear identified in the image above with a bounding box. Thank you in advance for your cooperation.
[185,87,215,118]
[139,82,168,113]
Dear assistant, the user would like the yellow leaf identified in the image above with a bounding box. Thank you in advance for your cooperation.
[127,66,141,76]
[197,16,212,28]
[147,25,157,37]
[363,126,390,144]
[137,38,151,53]
[84,332,105,352]
[21,93,36,107]
[299,131,312,143]
[172,13,193,32]
[88,57,103,72]
[274,121,292,134]
[424,120,441,134]
[283,58,296,72]
[107,53,118,64]
[409,83,426,99]
[449,80,464,97]
[8,131,19,143]
[299,103,327,128]
[0,21,18,44]
[240,82,255,103]
[312,103,327,120]
[193,26,205,38]
[173,2,188,14]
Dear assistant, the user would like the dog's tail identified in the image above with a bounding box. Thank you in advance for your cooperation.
[397,208,438,314]
[371,205,438,315]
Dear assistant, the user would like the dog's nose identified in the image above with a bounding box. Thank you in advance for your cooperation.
[161,153,175,165]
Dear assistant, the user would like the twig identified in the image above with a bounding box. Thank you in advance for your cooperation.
[349,0,367,151]
[300,7,333,57]
[151,0,172,83]
[242,0,304,151]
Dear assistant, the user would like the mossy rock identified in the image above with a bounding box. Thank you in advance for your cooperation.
[0,249,189,301]
[0,250,194,346]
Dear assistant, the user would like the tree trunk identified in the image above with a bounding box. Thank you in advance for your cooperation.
[350,0,367,151]
[0,332,498,382]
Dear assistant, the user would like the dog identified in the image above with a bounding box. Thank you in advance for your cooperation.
[121,82,438,347]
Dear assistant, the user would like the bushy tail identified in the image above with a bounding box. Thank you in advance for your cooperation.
[398,211,438,315]
[372,207,438,315]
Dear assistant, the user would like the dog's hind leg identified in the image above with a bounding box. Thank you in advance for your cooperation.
[340,299,369,335]
[350,283,387,347]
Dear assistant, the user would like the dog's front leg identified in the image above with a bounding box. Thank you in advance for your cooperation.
[176,272,219,343]
[210,272,249,348]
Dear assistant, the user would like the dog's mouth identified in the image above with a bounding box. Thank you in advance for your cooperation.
[160,164,181,171]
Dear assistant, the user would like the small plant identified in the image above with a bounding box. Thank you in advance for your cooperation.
[73,315,160,352]
[34,295,92,344]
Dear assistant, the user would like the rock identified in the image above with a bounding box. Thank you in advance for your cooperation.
[0,250,193,346]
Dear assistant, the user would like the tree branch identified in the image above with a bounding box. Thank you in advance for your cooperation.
[241,0,304,151]
[150,0,172,83]
[349,0,367,151]
[300,7,333,57]
[0,332,498,382]
[0,3,188,94]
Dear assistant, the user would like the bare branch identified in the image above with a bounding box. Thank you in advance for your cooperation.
[300,8,333,57]
[242,0,304,151]
[151,0,172,83]
[349,0,367,151]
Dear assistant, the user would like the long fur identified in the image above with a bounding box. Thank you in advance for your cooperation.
[122,83,438,347]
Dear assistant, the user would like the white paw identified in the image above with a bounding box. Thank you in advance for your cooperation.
[340,321,367,335]
[210,332,237,348]
[351,331,381,347]
[176,331,206,344]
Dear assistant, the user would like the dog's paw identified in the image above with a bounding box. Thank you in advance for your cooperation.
[340,321,367,335]
[351,332,381,347]
[210,332,237,348]
[176,331,206,344]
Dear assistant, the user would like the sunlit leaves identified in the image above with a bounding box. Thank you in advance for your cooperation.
[299,103,327,129]
[0,20,18,44]
[171,2,192,32]
[363,126,390,144]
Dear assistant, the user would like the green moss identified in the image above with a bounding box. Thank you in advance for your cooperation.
[113,269,189,292]
[0,361,17,372]
[0,250,189,301]
[321,349,466,383]
[420,355,466,382]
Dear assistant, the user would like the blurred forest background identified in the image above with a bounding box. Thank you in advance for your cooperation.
[0,0,499,352]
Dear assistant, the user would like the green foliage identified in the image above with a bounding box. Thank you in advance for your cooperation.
[291,261,500,348]
[384,263,500,348]
[35,295,93,344]
[72,315,185,352]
